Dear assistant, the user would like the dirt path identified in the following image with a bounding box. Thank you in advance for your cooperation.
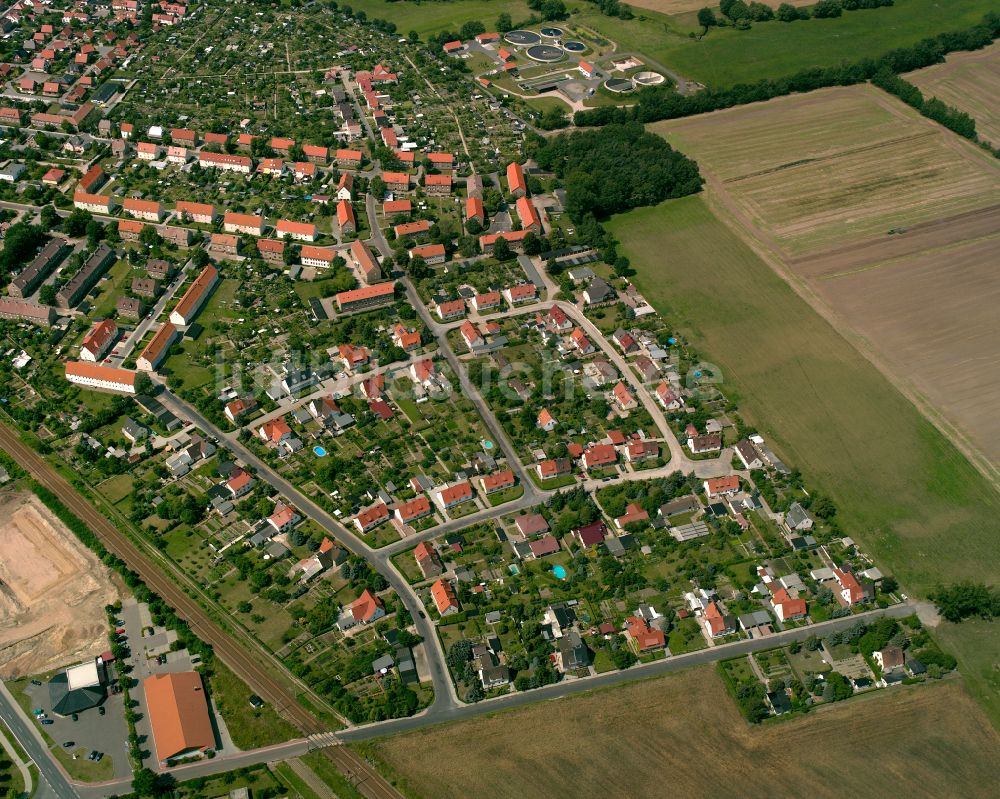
[287,758,338,799]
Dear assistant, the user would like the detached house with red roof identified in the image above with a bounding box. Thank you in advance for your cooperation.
[354,501,390,534]
[434,481,474,511]
[79,319,117,362]
[226,469,255,498]
[702,601,735,638]
[612,382,637,411]
[834,569,865,605]
[503,283,537,305]
[413,541,443,577]
[582,444,617,470]
[258,418,292,445]
[772,588,807,621]
[626,616,666,653]
[703,475,740,499]
[431,578,460,617]
[479,469,515,496]
[339,590,385,630]
[397,495,434,528]
[268,504,301,534]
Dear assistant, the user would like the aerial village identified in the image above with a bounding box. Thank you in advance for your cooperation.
[0,4,957,787]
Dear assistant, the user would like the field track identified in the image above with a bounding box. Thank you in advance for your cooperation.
[0,423,404,799]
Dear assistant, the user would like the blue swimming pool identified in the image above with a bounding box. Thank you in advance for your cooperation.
[509,564,521,576]
[313,446,327,457]
[552,565,568,580]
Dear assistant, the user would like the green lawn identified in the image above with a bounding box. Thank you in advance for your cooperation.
[609,194,1000,726]
[52,745,113,782]
[208,661,300,748]
[340,0,533,39]
[574,0,998,88]
[300,752,367,799]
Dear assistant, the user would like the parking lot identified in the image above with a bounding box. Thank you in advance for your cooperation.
[120,598,238,768]
[21,674,131,780]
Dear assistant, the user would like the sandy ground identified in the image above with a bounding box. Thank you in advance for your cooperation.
[0,492,120,678]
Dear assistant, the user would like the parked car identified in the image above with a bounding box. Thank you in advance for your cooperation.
[30,680,41,686]
[98,706,106,716]
[40,720,53,726]
[71,713,78,721]
[62,741,74,748]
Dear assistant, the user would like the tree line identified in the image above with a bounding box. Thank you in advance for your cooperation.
[871,68,995,153]
[700,0,894,29]
[575,13,1000,128]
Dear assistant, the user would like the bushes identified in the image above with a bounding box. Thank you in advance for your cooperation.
[931,581,1000,622]
[574,13,1000,128]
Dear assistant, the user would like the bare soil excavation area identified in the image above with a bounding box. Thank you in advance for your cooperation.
[651,85,1000,482]
[0,492,120,678]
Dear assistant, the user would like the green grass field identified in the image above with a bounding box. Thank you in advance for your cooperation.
[377,0,997,88]
[608,194,1000,724]
[340,0,533,39]
[208,661,300,749]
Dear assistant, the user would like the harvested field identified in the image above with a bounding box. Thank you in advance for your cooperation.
[651,85,1000,256]
[649,85,1000,482]
[804,215,1000,470]
[610,195,1000,725]
[0,492,120,678]
[906,42,1000,148]
[369,668,1000,799]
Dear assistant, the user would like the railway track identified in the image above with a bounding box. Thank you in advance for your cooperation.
[0,423,405,799]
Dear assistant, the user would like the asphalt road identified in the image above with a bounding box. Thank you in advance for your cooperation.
[153,388,461,711]
[0,681,79,799]
[335,600,918,742]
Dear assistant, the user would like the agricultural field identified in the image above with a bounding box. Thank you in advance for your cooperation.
[650,85,1000,482]
[650,85,1000,256]
[363,667,1000,799]
[609,194,1000,726]
[906,41,1000,148]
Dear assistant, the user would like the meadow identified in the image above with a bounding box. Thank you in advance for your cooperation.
[364,667,1000,799]
[607,195,1000,724]
[334,0,534,39]
[576,0,999,87]
[650,85,1000,256]
[906,41,1000,148]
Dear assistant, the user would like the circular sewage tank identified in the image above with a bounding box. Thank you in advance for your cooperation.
[526,44,565,63]
[562,40,586,52]
[604,77,634,93]
[505,29,542,45]
[540,27,564,37]
[633,70,666,86]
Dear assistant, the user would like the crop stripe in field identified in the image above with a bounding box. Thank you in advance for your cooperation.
[722,130,938,184]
